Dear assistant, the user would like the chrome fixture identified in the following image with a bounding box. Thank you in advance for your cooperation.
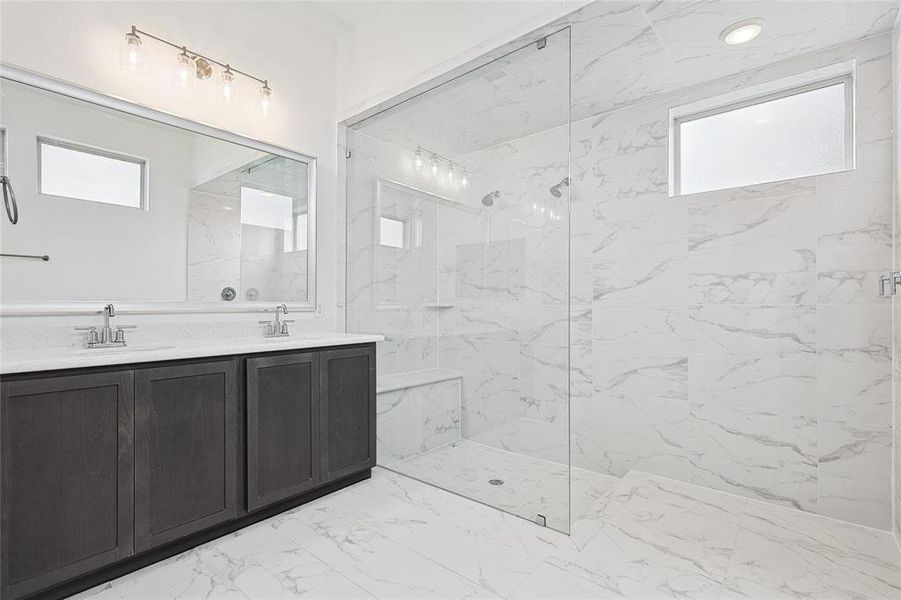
[259,303,294,337]
[481,191,500,207]
[549,177,570,198]
[0,253,49,261]
[75,303,137,349]
[413,145,468,188]
[879,271,901,296]
[121,25,273,115]
[1,175,17,224]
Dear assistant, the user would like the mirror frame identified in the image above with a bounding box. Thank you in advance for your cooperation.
[0,64,318,316]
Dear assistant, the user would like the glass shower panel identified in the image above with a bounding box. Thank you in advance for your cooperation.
[346,28,572,533]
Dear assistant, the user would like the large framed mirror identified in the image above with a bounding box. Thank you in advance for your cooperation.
[0,65,316,315]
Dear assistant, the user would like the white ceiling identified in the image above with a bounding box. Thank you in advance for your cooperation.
[309,0,395,31]
[355,0,899,156]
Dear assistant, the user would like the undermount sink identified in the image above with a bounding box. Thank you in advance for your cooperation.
[73,345,174,356]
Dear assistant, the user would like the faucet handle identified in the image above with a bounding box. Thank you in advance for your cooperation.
[114,325,136,344]
[74,326,99,346]
[258,320,275,335]
[280,320,294,334]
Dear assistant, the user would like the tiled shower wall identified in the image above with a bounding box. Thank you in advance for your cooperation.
[348,33,895,529]
[567,32,895,529]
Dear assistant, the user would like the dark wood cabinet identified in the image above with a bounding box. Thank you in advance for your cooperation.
[134,361,238,552]
[246,353,320,512]
[320,346,376,482]
[0,372,135,600]
[1,342,375,599]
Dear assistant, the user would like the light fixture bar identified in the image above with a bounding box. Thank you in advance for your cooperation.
[416,144,465,179]
[128,25,270,88]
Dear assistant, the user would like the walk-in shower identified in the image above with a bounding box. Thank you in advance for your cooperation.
[346,0,899,536]
[345,27,575,533]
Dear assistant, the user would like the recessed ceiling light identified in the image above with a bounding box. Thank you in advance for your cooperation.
[720,18,764,46]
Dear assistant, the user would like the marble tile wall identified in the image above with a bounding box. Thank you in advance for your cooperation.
[377,378,462,464]
[565,33,895,530]
[347,32,896,530]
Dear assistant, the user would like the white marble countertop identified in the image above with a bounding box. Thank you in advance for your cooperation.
[0,333,384,374]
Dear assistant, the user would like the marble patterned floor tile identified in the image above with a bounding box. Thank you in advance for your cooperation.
[720,500,901,599]
[70,466,900,600]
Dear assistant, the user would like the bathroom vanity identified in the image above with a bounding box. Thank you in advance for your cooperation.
[0,336,379,600]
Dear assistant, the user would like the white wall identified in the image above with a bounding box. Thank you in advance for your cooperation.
[0,1,340,331]
[336,0,589,121]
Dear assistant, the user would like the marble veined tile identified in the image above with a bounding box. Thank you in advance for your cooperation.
[817,304,892,365]
[818,181,893,248]
[689,305,816,359]
[593,250,687,306]
[688,355,817,416]
[688,249,816,304]
[688,192,816,254]
[817,242,892,304]
[721,500,901,599]
[689,403,817,511]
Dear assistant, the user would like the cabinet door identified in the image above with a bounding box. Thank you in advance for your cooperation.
[246,353,320,512]
[134,361,238,552]
[1,372,135,600]
[320,345,376,482]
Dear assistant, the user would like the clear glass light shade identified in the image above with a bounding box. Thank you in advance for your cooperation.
[120,32,143,72]
[414,149,423,170]
[447,164,455,183]
[430,156,439,176]
[259,84,272,117]
[461,170,469,189]
[221,69,236,104]
[174,52,194,89]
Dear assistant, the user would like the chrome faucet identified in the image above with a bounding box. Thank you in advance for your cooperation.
[259,304,293,338]
[75,303,137,348]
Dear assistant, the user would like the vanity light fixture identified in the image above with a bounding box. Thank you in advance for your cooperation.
[221,67,236,103]
[720,18,763,46]
[122,29,143,71]
[414,146,467,188]
[122,25,273,116]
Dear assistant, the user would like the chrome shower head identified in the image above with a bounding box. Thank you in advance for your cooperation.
[481,191,500,207]
[549,177,570,198]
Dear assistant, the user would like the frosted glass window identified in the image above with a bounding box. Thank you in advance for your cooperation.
[379,216,405,248]
[676,81,850,195]
[241,186,293,229]
[39,138,145,208]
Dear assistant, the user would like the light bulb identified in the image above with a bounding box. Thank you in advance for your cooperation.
[221,68,235,104]
[259,82,272,117]
[461,170,469,189]
[121,29,142,72]
[430,155,439,177]
[447,164,455,183]
[414,149,424,170]
[175,50,193,89]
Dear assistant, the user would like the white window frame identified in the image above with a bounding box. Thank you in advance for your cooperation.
[668,60,856,197]
[37,136,148,209]
[378,215,407,249]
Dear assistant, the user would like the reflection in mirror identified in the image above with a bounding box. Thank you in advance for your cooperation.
[0,75,313,306]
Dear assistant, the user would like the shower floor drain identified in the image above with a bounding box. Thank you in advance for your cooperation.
[488,479,504,486]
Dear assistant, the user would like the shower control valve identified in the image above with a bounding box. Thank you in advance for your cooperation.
[878,271,901,297]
